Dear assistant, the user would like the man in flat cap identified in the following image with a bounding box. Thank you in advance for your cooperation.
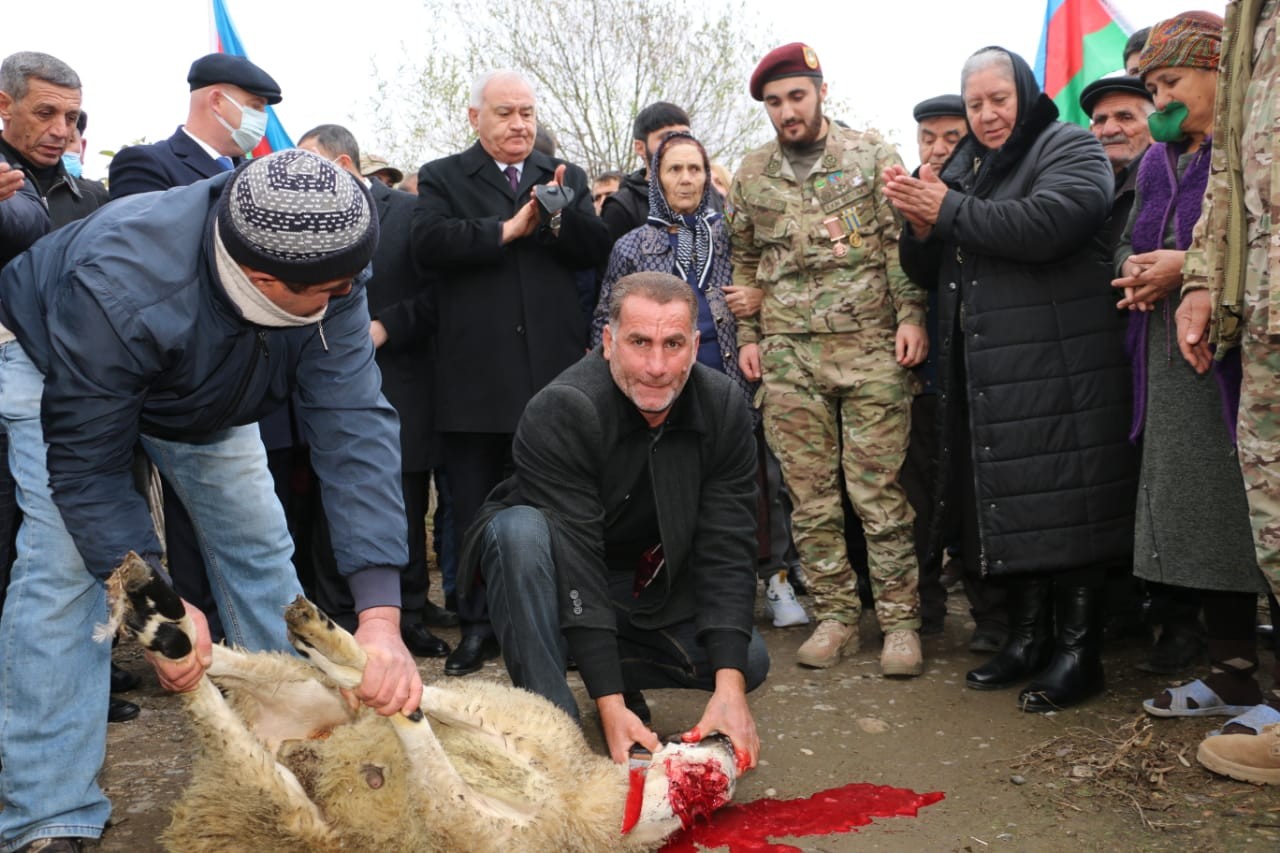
[1080,75,1153,249]
[729,43,927,675]
[913,95,967,177]
[109,53,295,647]
[0,149,422,852]
[108,53,281,197]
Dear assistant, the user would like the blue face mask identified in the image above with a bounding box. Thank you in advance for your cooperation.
[61,153,83,178]
[213,92,269,155]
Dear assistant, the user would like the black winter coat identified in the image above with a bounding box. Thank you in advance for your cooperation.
[459,350,758,698]
[900,55,1136,577]
[366,180,438,472]
[411,143,610,434]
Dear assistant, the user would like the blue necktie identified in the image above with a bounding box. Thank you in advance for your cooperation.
[215,156,234,172]
[504,165,519,192]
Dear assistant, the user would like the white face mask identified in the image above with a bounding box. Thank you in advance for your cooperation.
[214,91,269,154]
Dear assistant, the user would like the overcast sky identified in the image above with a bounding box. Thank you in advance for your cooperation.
[6,0,1199,177]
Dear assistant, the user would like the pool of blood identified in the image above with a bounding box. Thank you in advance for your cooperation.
[661,782,945,853]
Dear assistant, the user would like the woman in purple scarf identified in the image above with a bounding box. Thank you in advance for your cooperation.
[1115,12,1270,728]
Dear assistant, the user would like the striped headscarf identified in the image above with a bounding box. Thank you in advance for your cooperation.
[646,132,719,290]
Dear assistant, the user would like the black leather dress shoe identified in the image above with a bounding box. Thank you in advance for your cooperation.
[444,634,500,676]
[111,662,140,693]
[421,600,460,628]
[401,623,451,658]
[108,696,140,723]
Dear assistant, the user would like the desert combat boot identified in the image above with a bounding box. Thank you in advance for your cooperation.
[880,629,923,677]
[796,619,859,668]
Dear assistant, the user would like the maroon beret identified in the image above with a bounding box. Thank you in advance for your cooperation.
[750,42,823,101]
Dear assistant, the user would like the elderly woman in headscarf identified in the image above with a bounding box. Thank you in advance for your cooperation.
[883,46,1137,712]
[1116,13,1273,732]
[591,131,809,630]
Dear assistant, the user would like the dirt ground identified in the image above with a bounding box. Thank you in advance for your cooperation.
[93,587,1280,852]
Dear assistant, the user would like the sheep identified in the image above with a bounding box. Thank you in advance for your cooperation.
[103,553,737,852]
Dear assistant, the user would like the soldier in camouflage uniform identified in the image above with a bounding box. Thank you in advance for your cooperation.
[729,43,927,676]
[1177,0,1280,784]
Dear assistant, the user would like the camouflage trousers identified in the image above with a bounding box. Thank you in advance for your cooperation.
[1239,242,1280,599]
[759,331,920,631]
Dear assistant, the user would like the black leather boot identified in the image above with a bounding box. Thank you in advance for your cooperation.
[966,576,1052,690]
[1018,581,1105,712]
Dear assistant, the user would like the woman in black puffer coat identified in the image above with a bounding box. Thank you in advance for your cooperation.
[885,46,1137,712]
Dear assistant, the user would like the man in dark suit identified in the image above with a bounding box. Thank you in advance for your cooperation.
[411,69,610,675]
[107,54,280,198]
[297,123,453,658]
[107,53,295,650]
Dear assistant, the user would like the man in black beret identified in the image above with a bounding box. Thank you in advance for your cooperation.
[912,94,967,177]
[1080,75,1153,249]
[108,53,281,197]
[107,53,293,652]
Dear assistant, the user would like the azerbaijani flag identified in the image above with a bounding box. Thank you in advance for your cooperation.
[211,0,293,157]
[1034,0,1133,127]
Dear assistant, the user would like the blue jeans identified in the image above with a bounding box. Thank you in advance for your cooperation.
[0,341,302,849]
[481,506,769,721]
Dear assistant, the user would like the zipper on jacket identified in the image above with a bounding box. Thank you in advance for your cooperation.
[220,330,267,428]
[958,299,990,578]
[317,319,329,351]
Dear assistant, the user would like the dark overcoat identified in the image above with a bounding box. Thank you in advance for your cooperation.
[900,51,1136,577]
[366,179,438,472]
[108,127,232,199]
[411,142,610,433]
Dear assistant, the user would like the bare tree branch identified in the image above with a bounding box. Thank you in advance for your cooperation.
[360,0,770,177]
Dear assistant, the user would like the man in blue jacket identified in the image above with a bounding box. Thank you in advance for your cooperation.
[0,149,421,853]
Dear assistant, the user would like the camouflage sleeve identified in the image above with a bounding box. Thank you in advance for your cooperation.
[1181,170,1218,295]
[874,142,926,327]
[728,173,763,344]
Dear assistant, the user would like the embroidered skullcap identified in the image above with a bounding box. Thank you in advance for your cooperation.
[750,43,823,101]
[217,149,378,285]
[1136,11,1223,78]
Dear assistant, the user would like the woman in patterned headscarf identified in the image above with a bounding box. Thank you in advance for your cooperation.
[593,132,742,389]
[591,131,810,630]
[1117,11,1274,733]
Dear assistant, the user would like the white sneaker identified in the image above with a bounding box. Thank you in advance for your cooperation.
[764,572,809,627]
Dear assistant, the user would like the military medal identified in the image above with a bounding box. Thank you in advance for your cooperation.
[840,207,864,248]
[823,216,849,258]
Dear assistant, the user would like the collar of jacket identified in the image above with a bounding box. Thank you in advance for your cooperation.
[941,95,1058,194]
[763,122,848,180]
[459,141,556,184]
[0,137,81,200]
[1116,145,1148,196]
[591,347,710,439]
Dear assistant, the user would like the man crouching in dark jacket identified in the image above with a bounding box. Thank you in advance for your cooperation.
[463,271,768,770]
[0,149,421,852]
